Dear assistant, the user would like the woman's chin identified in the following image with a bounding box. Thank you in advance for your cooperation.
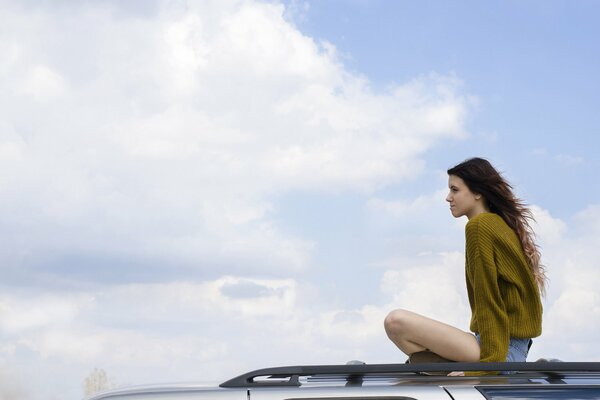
[450,209,461,218]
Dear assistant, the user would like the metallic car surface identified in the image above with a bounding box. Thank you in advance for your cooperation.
[87,362,600,400]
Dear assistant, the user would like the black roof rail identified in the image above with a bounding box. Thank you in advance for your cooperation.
[219,362,600,388]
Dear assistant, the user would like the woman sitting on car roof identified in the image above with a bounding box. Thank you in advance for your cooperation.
[384,157,545,374]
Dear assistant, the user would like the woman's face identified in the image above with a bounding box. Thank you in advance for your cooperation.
[446,175,482,219]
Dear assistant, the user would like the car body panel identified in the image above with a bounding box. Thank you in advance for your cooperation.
[248,384,452,400]
[87,362,600,400]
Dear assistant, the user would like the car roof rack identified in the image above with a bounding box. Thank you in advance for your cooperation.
[219,362,600,388]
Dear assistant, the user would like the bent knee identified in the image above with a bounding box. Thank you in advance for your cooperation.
[384,309,412,333]
[463,339,481,362]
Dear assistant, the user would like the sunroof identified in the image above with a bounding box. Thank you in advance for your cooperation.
[478,387,600,400]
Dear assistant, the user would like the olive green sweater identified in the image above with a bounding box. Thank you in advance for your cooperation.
[465,212,542,363]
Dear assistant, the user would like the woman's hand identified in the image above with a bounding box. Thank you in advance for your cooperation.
[447,371,465,376]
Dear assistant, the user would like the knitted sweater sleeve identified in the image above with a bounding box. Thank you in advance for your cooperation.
[466,217,510,363]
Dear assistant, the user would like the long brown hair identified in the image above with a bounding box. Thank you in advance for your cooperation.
[448,157,547,295]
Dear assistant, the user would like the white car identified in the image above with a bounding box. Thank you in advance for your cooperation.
[87,362,600,400]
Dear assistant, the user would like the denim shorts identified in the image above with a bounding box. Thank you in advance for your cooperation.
[474,333,532,362]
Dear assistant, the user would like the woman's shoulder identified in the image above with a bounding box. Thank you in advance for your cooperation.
[466,213,507,235]
[467,212,503,224]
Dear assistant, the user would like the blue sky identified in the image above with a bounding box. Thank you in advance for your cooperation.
[0,1,599,399]
[288,0,600,216]
[279,0,600,304]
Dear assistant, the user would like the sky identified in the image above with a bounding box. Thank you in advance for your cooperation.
[0,0,599,399]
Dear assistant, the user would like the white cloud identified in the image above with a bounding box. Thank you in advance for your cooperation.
[0,366,30,400]
[531,148,584,167]
[366,202,600,363]
[367,188,448,219]
[0,0,476,398]
[0,203,598,397]
[365,187,467,257]
[0,277,380,391]
[554,154,584,167]
[20,327,227,366]
[0,294,89,334]
[531,205,567,246]
[572,204,600,235]
[0,0,470,286]
[19,64,67,101]
[380,251,470,330]
[0,276,297,393]
[283,0,311,24]
[0,0,597,398]
[526,205,600,361]
[318,306,387,343]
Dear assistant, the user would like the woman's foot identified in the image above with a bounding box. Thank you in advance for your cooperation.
[407,350,455,375]
[408,350,453,364]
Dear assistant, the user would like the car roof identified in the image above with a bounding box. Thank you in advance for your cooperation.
[220,362,600,387]
[88,362,600,400]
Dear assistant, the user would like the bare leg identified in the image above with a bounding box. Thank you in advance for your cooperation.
[384,309,480,362]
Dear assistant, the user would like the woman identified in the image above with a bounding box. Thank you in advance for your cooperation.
[384,157,545,371]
